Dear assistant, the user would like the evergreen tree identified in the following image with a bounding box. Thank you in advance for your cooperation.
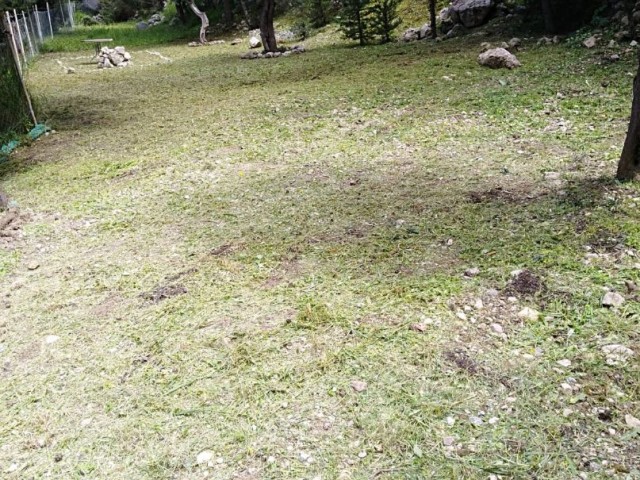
[307,0,328,28]
[366,0,400,43]
[337,0,370,46]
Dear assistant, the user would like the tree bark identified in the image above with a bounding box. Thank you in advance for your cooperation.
[223,0,233,26]
[260,0,277,52]
[540,0,556,33]
[624,0,637,40]
[356,6,364,46]
[176,1,187,23]
[188,1,209,44]
[617,55,640,180]
[429,0,436,38]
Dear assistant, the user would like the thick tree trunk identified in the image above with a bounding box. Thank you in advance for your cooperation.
[356,7,364,46]
[223,0,233,26]
[260,0,277,52]
[176,1,187,23]
[617,57,640,181]
[540,0,556,33]
[429,0,436,38]
[624,0,637,40]
[189,1,209,44]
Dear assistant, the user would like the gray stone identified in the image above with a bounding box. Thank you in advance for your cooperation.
[602,291,625,307]
[478,48,521,69]
[249,36,262,49]
[439,6,460,33]
[508,37,521,49]
[419,23,431,39]
[583,35,598,48]
[136,21,149,31]
[446,24,466,39]
[452,0,495,28]
[402,28,419,42]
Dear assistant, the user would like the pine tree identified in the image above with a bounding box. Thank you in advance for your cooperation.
[366,0,400,43]
[307,0,328,28]
[337,0,370,46]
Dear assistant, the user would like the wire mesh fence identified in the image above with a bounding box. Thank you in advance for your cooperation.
[1,2,75,142]
[6,1,75,66]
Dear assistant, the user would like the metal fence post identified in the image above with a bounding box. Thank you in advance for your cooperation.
[46,2,54,38]
[5,11,22,76]
[22,11,34,57]
[12,9,26,64]
[68,0,75,29]
[2,12,37,125]
[34,6,44,43]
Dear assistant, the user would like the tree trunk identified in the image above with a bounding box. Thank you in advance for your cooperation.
[176,1,187,23]
[260,0,277,52]
[429,0,436,38]
[617,55,640,180]
[356,6,364,46]
[540,0,556,33]
[223,0,233,26]
[624,0,637,40]
[189,1,209,44]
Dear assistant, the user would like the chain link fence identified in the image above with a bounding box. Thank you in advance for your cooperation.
[1,2,75,143]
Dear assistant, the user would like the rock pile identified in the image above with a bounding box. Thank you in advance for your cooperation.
[241,45,306,60]
[402,0,524,43]
[98,46,132,69]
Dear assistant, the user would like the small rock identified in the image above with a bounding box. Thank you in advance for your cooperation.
[485,288,499,297]
[557,359,572,368]
[464,267,480,277]
[583,35,598,48]
[196,450,214,465]
[625,414,640,428]
[602,344,634,365]
[351,380,367,392]
[358,451,367,458]
[631,40,638,47]
[249,36,262,49]
[411,323,427,333]
[488,417,499,425]
[508,37,521,49]
[442,436,455,446]
[456,311,468,321]
[517,307,539,321]
[478,48,521,69]
[563,408,573,417]
[44,335,60,344]
[602,291,624,308]
[445,416,455,426]
[490,323,504,334]
[27,262,40,270]
[469,416,483,426]
[474,298,484,309]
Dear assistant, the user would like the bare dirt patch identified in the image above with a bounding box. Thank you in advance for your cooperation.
[507,269,544,297]
[141,284,188,303]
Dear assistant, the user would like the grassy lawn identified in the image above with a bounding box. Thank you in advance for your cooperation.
[0,26,639,479]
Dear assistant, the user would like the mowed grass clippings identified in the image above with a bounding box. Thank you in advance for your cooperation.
[0,28,639,480]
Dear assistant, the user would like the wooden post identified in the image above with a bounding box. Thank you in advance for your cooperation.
[5,12,22,76]
[46,2,54,38]
[22,11,34,57]
[2,13,37,126]
[13,9,26,64]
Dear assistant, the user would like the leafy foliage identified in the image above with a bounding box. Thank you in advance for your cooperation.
[100,0,164,22]
[366,0,401,43]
